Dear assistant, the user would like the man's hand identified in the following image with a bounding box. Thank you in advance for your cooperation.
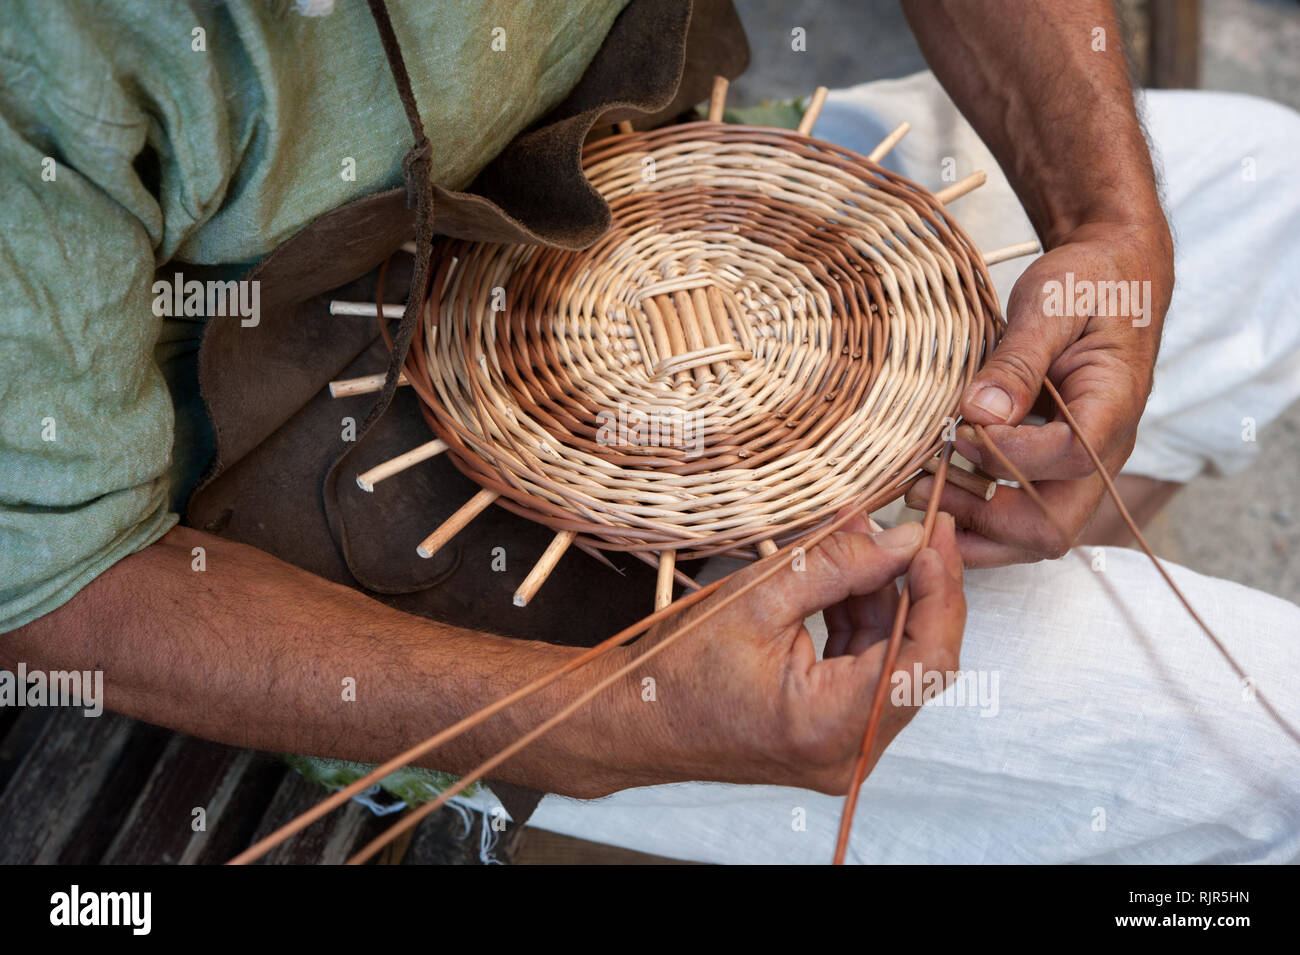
[903,0,1175,566]
[907,224,1173,565]
[597,513,965,794]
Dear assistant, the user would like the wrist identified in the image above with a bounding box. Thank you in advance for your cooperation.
[1043,201,1173,266]
[580,641,687,792]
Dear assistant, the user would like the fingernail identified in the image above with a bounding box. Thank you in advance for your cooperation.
[871,522,922,550]
[970,385,1013,422]
[868,517,884,533]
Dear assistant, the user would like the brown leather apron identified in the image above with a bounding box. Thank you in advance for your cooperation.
[184,0,748,826]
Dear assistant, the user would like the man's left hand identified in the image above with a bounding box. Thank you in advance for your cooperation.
[907,221,1174,566]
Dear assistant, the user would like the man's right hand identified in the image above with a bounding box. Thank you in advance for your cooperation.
[596,513,965,796]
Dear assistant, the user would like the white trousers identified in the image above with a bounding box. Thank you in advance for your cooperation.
[527,74,1300,864]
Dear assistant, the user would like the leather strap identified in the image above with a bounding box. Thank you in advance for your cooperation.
[362,0,435,435]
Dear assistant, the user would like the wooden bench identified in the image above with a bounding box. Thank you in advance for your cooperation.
[0,706,516,864]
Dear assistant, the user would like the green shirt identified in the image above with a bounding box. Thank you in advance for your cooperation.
[0,0,629,633]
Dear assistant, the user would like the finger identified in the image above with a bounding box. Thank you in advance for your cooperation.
[823,584,900,659]
[825,515,959,658]
[925,511,963,584]
[822,510,893,657]
[892,544,965,690]
[955,421,1092,482]
[824,513,957,658]
[1046,357,1146,468]
[960,272,1082,427]
[905,474,1101,561]
[739,522,922,628]
[956,370,1137,482]
[823,599,854,658]
[953,527,1046,569]
[839,525,966,756]
[828,505,882,537]
[841,515,960,693]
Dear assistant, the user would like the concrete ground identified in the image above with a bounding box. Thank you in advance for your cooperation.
[731,0,1300,605]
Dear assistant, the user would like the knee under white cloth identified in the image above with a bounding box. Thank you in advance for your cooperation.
[525,74,1300,864]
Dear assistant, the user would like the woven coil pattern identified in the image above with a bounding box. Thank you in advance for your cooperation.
[403,123,1004,560]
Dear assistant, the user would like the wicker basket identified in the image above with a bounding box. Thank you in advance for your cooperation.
[336,82,1031,606]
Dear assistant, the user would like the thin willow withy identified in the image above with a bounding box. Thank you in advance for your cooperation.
[833,442,952,865]
[970,389,1299,748]
[1034,380,1300,746]
[231,469,928,865]
[832,394,1300,861]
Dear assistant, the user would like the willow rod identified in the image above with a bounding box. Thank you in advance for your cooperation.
[1035,380,1300,747]
[832,443,952,864]
[866,121,910,164]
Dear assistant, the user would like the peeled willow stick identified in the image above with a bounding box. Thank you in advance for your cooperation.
[416,488,499,559]
[796,86,830,136]
[624,547,701,592]
[832,444,952,865]
[329,372,410,398]
[867,122,910,164]
[356,439,448,492]
[921,456,995,501]
[514,530,578,607]
[707,75,729,123]
[330,300,406,318]
[983,240,1041,266]
[654,551,676,611]
[934,171,986,205]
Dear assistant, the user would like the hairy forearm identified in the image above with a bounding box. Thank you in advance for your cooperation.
[2,526,642,797]
[903,0,1169,249]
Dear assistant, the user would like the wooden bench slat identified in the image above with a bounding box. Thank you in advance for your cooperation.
[55,719,172,864]
[0,708,57,796]
[101,735,284,865]
[0,707,525,864]
[0,709,136,864]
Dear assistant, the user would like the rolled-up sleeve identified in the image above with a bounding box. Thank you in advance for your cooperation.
[0,107,176,633]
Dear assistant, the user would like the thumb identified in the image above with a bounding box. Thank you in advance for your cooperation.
[962,274,1081,426]
[742,523,923,627]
